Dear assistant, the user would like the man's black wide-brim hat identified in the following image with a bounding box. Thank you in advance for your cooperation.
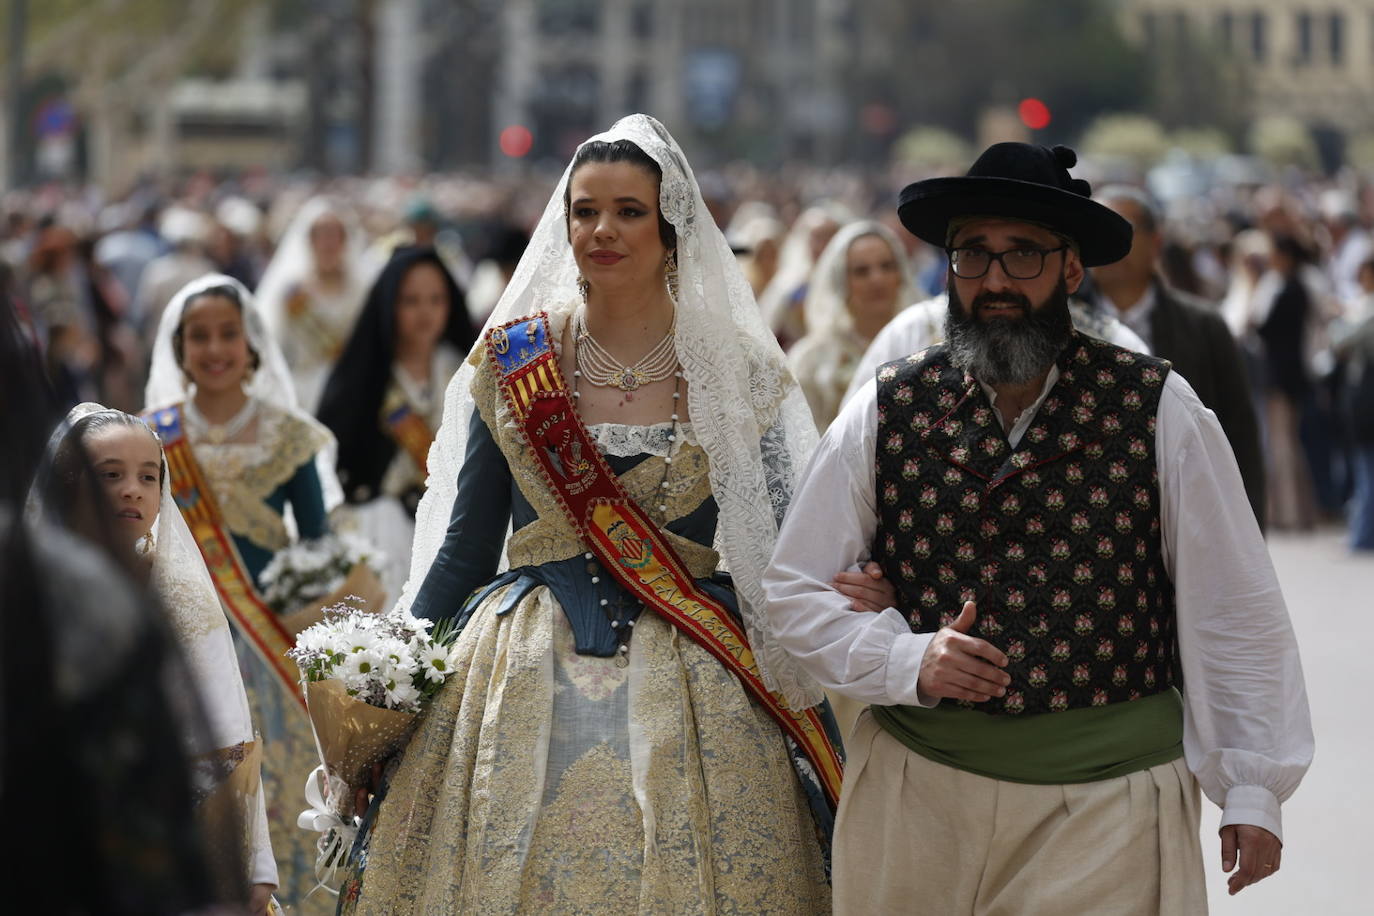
[897,142,1133,267]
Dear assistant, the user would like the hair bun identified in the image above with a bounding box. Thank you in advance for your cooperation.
[1051,145,1078,169]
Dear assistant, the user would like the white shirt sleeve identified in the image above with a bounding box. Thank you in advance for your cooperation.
[764,379,938,706]
[1157,371,1314,842]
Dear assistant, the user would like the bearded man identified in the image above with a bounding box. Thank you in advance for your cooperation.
[764,143,1312,915]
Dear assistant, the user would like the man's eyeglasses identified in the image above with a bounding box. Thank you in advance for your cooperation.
[946,245,1069,280]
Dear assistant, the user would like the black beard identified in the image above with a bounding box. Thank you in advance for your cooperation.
[944,274,1074,386]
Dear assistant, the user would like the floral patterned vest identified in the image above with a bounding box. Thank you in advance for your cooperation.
[873,332,1178,716]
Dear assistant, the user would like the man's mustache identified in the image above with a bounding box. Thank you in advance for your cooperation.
[971,292,1031,313]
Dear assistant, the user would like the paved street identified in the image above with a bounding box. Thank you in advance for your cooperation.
[1202,529,1372,915]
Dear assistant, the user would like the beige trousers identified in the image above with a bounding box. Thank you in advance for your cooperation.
[834,711,1207,916]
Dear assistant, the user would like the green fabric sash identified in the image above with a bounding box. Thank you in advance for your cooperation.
[870,688,1184,785]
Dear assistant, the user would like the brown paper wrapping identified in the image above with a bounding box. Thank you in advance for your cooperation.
[305,679,417,818]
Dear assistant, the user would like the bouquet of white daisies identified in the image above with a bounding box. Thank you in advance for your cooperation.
[289,603,459,893]
[260,531,387,620]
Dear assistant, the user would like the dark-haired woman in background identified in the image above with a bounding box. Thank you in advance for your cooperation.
[318,246,475,600]
[143,273,345,915]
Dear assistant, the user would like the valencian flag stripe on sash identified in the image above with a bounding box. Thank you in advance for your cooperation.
[384,401,434,477]
[149,405,307,711]
[488,314,844,810]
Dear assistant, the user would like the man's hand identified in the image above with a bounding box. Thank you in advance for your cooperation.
[916,601,1010,702]
[832,561,898,613]
[1221,824,1282,895]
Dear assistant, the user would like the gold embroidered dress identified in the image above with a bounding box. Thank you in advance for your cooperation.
[338,350,830,914]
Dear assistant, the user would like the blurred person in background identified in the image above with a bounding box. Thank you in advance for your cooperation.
[1257,234,1322,530]
[789,220,915,431]
[1332,257,1374,551]
[211,196,268,290]
[758,201,849,349]
[256,196,375,412]
[318,246,475,601]
[144,274,353,915]
[26,220,101,405]
[134,204,214,351]
[1093,186,1266,528]
[728,205,785,298]
[463,221,529,327]
[1319,189,1372,312]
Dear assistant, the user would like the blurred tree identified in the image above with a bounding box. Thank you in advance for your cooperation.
[1249,115,1320,171]
[894,126,970,171]
[876,0,1147,146]
[1080,113,1170,170]
[1170,127,1234,158]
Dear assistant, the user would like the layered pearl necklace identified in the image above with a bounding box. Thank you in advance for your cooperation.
[184,393,259,445]
[573,308,678,392]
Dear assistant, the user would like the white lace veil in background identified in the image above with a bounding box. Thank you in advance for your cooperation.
[253,195,376,345]
[802,219,917,339]
[144,272,343,512]
[402,114,825,710]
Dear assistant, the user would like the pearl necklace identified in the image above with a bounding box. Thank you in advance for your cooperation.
[572,328,684,667]
[573,308,678,391]
[184,394,259,445]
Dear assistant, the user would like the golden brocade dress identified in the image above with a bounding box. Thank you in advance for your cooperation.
[338,357,831,914]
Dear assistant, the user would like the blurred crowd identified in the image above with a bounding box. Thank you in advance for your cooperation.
[6,155,1374,551]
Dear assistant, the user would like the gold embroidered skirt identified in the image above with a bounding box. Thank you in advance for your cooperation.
[344,584,829,914]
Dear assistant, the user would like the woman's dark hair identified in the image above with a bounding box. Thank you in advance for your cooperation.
[171,283,261,374]
[317,246,475,506]
[564,139,677,251]
[42,411,165,538]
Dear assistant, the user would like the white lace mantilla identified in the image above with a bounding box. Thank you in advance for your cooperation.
[586,421,699,458]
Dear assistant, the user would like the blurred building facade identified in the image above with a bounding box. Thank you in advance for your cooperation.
[1121,0,1374,135]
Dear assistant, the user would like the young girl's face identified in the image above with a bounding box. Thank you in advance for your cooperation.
[86,424,162,544]
[180,294,252,394]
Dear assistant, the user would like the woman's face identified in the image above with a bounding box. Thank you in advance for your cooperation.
[180,294,252,395]
[845,234,903,322]
[86,424,161,545]
[310,214,347,273]
[567,161,668,298]
[394,261,451,355]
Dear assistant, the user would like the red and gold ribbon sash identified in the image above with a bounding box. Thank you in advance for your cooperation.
[148,404,306,711]
[488,314,843,810]
[382,399,434,477]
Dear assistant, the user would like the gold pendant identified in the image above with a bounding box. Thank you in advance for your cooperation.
[614,368,644,391]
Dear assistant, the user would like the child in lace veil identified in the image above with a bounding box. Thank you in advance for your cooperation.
[33,403,278,913]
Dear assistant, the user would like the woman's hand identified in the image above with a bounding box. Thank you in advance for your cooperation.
[353,760,385,818]
[831,560,898,613]
[248,882,275,916]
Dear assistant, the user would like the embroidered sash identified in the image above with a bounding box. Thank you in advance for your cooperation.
[488,314,843,810]
[149,405,307,710]
[382,397,433,477]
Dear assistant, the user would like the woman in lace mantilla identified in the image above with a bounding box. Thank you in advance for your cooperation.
[318,245,476,602]
[145,274,344,916]
[339,116,895,914]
